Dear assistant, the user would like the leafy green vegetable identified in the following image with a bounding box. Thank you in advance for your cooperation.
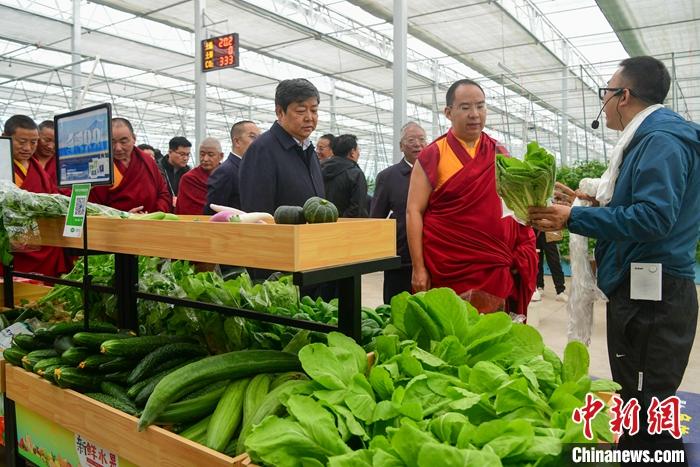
[496,140,556,223]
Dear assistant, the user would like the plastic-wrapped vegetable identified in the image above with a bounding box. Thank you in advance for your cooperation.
[0,181,127,261]
[495,141,556,224]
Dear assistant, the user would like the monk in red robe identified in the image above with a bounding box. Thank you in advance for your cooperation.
[89,118,171,213]
[2,115,70,277]
[176,137,224,215]
[407,79,537,318]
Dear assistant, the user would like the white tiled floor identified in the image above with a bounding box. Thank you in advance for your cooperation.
[361,273,700,393]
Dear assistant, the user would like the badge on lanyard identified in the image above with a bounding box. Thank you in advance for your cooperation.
[630,263,662,301]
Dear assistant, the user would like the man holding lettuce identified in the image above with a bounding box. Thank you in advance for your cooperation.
[406,79,538,320]
[529,56,699,459]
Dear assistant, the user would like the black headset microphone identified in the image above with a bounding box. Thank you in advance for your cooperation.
[591,89,624,129]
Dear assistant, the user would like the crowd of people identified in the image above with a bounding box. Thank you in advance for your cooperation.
[2,58,699,462]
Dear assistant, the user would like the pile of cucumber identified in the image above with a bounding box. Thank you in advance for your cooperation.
[3,322,207,417]
[4,322,309,456]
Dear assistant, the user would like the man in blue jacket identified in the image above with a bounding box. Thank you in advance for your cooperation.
[530,56,699,460]
[240,79,325,214]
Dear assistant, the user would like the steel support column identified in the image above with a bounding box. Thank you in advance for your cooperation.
[193,0,207,165]
[392,0,407,163]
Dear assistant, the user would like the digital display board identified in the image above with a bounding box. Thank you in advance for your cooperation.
[202,33,239,72]
[55,103,113,187]
[0,136,12,183]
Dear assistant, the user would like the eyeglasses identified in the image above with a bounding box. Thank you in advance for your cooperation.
[598,87,625,101]
[404,137,427,145]
[172,151,191,159]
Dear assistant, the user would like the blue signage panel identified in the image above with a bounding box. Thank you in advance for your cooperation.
[55,104,113,187]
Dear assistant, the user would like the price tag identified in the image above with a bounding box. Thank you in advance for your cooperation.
[63,183,91,238]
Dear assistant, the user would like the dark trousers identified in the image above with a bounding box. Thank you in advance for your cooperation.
[607,273,697,466]
[536,232,565,294]
[383,265,412,305]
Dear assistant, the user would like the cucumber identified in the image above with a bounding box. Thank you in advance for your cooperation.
[138,350,300,431]
[73,332,133,350]
[13,334,48,351]
[79,354,115,370]
[154,383,229,424]
[236,379,314,454]
[3,347,27,366]
[242,374,273,428]
[103,371,131,384]
[85,393,140,416]
[61,347,92,365]
[42,364,66,383]
[270,371,308,390]
[101,336,194,357]
[130,359,199,406]
[33,357,64,374]
[100,382,132,405]
[127,343,208,385]
[99,357,137,372]
[22,349,59,370]
[53,335,74,353]
[179,415,211,443]
[44,322,117,339]
[206,378,250,451]
[55,368,100,391]
[180,379,230,401]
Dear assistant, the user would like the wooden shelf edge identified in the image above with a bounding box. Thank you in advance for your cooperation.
[4,364,248,467]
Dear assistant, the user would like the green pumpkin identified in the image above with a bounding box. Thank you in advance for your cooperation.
[274,205,306,224]
[303,197,339,223]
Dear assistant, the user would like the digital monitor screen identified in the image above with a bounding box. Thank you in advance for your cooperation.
[55,103,113,187]
[0,136,12,183]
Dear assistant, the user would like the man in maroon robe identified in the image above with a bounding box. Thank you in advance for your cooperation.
[2,115,70,277]
[89,118,171,213]
[406,79,537,318]
[176,137,224,215]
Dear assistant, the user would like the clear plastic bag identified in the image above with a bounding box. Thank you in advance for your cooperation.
[0,181,127,252]
[460,289,505,314]
[566,179,607,346]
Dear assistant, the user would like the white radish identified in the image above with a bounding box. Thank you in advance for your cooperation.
[209,203,246,215]
[229,212,274,224]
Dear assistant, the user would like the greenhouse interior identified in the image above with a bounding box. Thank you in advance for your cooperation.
[0,0,698,466]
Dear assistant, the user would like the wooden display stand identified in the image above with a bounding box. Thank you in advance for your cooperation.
[2,215,400,466]
[4,363,248,467]
[34,216,396,271]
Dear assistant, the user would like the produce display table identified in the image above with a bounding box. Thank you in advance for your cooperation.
[4,362,249,467]
[1,215,400,466]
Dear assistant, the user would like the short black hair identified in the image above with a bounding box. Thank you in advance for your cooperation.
[38,120,54,131]
[3,114,37,136]
[168,136,192,151]
[331,134,357,159]
[619,56,671,105]
[319,133,335,144]
[275,78,320,112]
[138,143,155,152]
[446,79,485,107]
[230,120,255,141]
[112,117,134,135]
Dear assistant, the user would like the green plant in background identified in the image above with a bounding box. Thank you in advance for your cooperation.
[555,161,607,260]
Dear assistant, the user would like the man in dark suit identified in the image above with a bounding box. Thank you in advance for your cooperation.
[240,79,325,214]
[370,122,427,304]
[205,120,260,213]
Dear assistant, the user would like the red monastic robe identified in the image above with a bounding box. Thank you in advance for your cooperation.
[418,129,538,317]
[175,166,210,215]
[89,147,172,213]
[4,159,71,277]
[33,155,71,196]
